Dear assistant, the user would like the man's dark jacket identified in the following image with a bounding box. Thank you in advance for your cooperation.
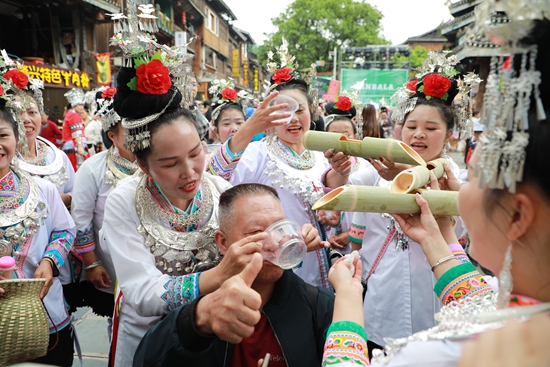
[133,270,334,367]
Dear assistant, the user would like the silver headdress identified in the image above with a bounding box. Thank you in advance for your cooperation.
[64,88,86,107]
[108,0,195,151]
[0,50,45,154]
[391,51,481,139]
[91,87,121,132]
[264,38,318,117]
[209,78,251,123]
[473,0,548,193]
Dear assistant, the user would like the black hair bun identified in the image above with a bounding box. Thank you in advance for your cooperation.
[325,101,357,117]
[113,66,182,119]
[0,98,6,110]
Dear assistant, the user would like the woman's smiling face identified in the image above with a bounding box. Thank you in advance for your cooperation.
[401,104,452,162]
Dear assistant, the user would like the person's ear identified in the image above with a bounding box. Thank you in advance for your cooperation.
[507,192,535,242]
[107,130,116,144]
[214,230,228,255]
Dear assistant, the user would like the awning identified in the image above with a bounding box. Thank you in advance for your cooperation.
[81,0,120,14]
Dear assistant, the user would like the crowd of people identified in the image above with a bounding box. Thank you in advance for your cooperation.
[0,1,550,367]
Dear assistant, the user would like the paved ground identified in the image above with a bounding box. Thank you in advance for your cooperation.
[72,307,109,366]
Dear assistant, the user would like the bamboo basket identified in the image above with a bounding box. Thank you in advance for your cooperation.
[0,279,49,365]
[391,158,449,194]
[303,131,426,166]
[312,185,459,216]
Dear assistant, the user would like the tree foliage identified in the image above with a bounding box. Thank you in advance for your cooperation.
[410,46,429,70]
[259,0,388,73]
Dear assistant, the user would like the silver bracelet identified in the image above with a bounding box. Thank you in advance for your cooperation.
[430,255,455,272]
[84,261,102,271]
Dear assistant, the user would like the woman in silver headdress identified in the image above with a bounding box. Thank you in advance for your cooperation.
[70,87,139,323]
[321,9,550,367]
[0,75,76,366]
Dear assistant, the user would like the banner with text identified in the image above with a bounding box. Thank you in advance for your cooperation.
[95,52,112,86]
[341,69,408,105]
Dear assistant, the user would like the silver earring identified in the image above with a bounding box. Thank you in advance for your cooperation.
[442,145,448,156]
[497,242,513,309]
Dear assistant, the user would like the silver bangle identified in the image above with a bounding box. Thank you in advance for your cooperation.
[430,255,455,272]
[84,261,102,271]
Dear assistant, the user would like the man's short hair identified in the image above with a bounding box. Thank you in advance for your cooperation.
[218,184,281,233]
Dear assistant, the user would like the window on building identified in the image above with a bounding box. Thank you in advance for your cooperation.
[205,7,218,35]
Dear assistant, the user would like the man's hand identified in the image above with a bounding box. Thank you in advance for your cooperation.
[217,233,265,279]
[195,253,264,344]
[301,223,328,252]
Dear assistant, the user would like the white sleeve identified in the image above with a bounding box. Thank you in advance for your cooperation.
[60,150,75,194]
[100,182,196,317]
[229,142,268,185]
[71,158,100,252]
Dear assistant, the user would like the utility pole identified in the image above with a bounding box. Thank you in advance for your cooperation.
[332,46,337,80]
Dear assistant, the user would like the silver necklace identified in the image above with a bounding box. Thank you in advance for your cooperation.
[14,136,68,188]
[135,175,221,275]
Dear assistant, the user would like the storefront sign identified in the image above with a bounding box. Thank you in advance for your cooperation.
[95,52,112,86]
[21,63,90,89]
[254,69,259,91]
[232,49,239,78]
[243,61,249,86]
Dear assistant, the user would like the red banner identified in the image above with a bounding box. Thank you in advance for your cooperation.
[95,52,112,86]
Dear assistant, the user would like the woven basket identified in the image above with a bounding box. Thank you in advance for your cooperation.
[0,279,49,366]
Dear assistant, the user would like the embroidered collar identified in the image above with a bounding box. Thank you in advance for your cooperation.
[271,134,316,170]
[104,146,139,186]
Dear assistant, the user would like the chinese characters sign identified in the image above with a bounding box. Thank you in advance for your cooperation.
[232,49,239,78]
[254,69,259,91]
[21,63,90,89]
[243,61,249,87]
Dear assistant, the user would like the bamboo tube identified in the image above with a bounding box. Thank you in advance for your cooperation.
[391,158,449,194]
[303,131,426,166]
[312,185,459,216]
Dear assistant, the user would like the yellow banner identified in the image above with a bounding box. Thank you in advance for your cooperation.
[95,52,112,86]
[243,61,249,86]
[232,49,239,78]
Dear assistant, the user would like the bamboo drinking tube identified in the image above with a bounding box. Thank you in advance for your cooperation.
[391,158,449,194]
[303,131,426,166]
[312,186,459,216]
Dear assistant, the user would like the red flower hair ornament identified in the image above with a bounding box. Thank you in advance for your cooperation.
[4,69,29,89]
[272,67,293,85]
[221,87,238,101]
[134,59,172,95]
[418,74,452,100]
[102,87,117,99]
[335,96,352,111]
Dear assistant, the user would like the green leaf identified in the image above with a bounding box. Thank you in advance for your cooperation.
[127,77,138,91]
[441,92,449,101]
[151,51,163,61]
[134,58,146,68]
[418,85,424,93]
[425,95,432,100]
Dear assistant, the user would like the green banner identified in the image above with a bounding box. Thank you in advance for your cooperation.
[340,69,408,105]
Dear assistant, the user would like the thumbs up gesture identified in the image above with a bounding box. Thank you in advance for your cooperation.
[195,253,264,344]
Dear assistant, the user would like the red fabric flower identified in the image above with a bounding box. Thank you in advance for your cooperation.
[4,69,29,89]
[502,57,512,70]
[102,87,117,99]
[221,87,238,101]
[272,67,293,85]
[422,74,451,99]
[335,96,352,111]
[136,59,171,95]
[0,85,4,97]
[406,80,418,93]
